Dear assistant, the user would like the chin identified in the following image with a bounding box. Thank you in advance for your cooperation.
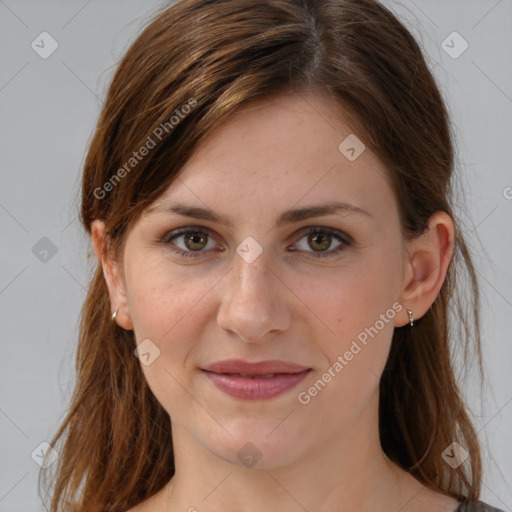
[206,420,306,469]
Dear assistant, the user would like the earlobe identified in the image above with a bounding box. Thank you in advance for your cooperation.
[91,219,134,330]
[396,211,455,327]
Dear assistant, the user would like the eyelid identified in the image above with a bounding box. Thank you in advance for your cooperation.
[161,224,352,242]
[160,226,223,252]
[160,224,354,258]
[289,226,353,258]
[299,226,354,245]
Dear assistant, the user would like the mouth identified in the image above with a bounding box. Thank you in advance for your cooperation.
[207,372,288,378]
[201,370,312,400]
[202,358,311,374]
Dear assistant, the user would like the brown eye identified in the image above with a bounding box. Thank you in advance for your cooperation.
[162,228,219,258]
[293,227,351,258]
[307,232,332,252]
[183,231,208,251]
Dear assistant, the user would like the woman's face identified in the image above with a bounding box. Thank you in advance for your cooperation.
[108,91,411,468]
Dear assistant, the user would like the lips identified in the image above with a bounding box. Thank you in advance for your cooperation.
[202,359,310,375]
[201,359,312,400]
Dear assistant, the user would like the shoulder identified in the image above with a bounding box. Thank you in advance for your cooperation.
[455,500,506,512]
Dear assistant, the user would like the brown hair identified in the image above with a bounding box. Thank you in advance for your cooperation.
[41,0,484,510]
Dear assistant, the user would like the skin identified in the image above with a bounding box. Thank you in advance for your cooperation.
[92,91,458,512]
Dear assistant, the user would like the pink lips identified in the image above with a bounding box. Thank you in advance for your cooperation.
[201,359,312,400]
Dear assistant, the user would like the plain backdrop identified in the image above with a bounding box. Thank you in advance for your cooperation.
[0,1,511,510]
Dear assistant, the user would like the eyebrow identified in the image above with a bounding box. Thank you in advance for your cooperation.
[146,201,371,228]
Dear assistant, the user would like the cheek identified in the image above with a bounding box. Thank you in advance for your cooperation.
[298,271,396,424]
[127,262,218,420]
[303,253,400,337]
[125,258,221,408]
[126,255,221,341]
[303,250,401,387]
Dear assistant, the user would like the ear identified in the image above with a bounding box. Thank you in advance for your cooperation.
[91,219,134,330]
[395,211,455,327]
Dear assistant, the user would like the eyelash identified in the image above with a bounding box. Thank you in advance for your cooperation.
[160,226,352,259]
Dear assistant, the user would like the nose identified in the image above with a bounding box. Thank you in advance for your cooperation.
[216,247,291,343]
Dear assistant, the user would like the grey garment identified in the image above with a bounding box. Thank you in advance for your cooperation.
[455,500,506,512]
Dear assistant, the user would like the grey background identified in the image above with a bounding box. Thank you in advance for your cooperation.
[0,1,510,510]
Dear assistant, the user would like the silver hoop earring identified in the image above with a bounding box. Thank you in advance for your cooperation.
[111,307,119,321]
[407,309,414,327]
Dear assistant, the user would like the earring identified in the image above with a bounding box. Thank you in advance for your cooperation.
[111,307,119,321]
[407,309,414,327]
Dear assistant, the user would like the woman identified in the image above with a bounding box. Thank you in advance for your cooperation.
[41,0,505,511]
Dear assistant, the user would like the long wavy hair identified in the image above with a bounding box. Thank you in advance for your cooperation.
[41,0,484,510]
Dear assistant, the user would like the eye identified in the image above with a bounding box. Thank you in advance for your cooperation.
[160,226,352,259]
[291,227,351,258]
[161,227,221,258]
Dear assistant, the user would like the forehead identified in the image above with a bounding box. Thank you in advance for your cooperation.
[143,91,396,224]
